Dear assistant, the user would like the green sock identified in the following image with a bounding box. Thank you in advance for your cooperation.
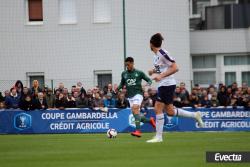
[140,115,150,123]
[133,114,141,130]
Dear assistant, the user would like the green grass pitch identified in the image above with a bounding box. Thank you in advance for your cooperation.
[0,132,249,167]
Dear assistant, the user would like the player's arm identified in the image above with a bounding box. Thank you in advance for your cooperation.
[148,68,157,76]
[117,73,125,91]
[141,71,152,86]
[153,63,179,82]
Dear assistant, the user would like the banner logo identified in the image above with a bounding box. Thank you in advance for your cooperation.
[14,113,32,130]
[164,115,178,129]
[206,152,250,163]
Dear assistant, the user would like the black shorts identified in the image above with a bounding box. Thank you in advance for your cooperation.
[156,85,176,105]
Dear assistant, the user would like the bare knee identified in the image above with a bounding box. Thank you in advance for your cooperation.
[154,101,164,115]
[132,105,140,114]
[165,105,175,116]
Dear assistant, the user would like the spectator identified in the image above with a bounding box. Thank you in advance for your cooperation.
[189,88,199,108]
[104,92,116,108]
[85,89,93,106]
[217,85,229,107]
[234,89,244,106]
[231,82,238,94]
[71,85,76,94]
[208,86,216,100]
[200,95,211,108]
[19,95,34,111]
[141,91,153,109]
[116,92,129,108]
[76,81,86,95]
[31,80,42,98]
[242,89,250,110]
[148,88,157,106]
[55,89,60,99]
[66,93,76,108]
[99,90,105,99]
[112,84,119,99]
[226,87,233,99]
[76,92,89,108]
[21,87,30,99]
[229,94,238,109]
[180,88,190,107]
[91,92,105,110]
[242,82,248,94]
[210,92,219,107]
[0,101,5,109]
[195,85,203,101]
[0,92,4,102]
[72,91,79,99]
[45,88,55,108]
[201,89,208,99]
[4,90,10,101]
[55,93,66,110]
[14,80,24,96]
[56,82,64,93]
[173,86,182,107]
[5,88,20,109]
[62,88,69,99]
[104,83,113,95]
[180,82,189,100]
[33,92,48,110]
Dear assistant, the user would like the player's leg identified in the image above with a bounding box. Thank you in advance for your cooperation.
[146,101,164,143]
[165,105,204,128]
[147,85,176,143]
[131,104,142,137]
[129,94,143,137]
[140,113,156,129]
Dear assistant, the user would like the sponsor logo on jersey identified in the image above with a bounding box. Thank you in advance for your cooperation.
[127,79,136,86]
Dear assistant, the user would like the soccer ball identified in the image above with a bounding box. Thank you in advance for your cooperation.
[107,129,117,138]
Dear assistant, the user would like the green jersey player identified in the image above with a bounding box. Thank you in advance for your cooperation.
[118,57,156,137]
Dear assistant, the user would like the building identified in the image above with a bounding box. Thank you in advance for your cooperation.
[0,0,190,91]
[189,0,250,87]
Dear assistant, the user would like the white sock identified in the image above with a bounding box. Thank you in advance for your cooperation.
[155,113,164,139]
[174,108,195,118]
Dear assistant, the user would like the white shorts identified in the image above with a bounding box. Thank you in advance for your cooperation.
[128,94,143,107]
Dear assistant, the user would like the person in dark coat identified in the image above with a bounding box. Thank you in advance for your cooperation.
[33,92,48,110]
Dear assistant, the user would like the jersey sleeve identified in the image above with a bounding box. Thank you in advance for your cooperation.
[141,71,152,85]
[118,72,125,90]
[159,49,175,66]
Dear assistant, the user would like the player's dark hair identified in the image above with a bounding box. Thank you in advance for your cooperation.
[125,57,134,63]
[150,33,164,47]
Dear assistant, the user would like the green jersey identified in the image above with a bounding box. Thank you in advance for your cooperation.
[118,69,152,98]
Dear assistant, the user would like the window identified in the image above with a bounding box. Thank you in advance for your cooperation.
[59,0,77,24]
[26,72,45,88]
[218,0,237,5]
[97,74,112,90]
[225,72,236,86]
[242,71,250,86]
[28,0,43,21]
[93,0,111,23]
[190,0,210,18]
[193,71,216,85]
[192,55,216,69]
[224,55,250,65]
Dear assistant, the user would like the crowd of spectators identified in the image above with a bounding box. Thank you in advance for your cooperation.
[0,80,249,111]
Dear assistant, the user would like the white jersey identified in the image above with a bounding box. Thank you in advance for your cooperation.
[153,49,177,87]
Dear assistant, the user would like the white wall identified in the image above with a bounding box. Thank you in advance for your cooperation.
[126,0,191,88]
[190,28,250,54]
[190,28,250,86]
[0,0,190,91]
